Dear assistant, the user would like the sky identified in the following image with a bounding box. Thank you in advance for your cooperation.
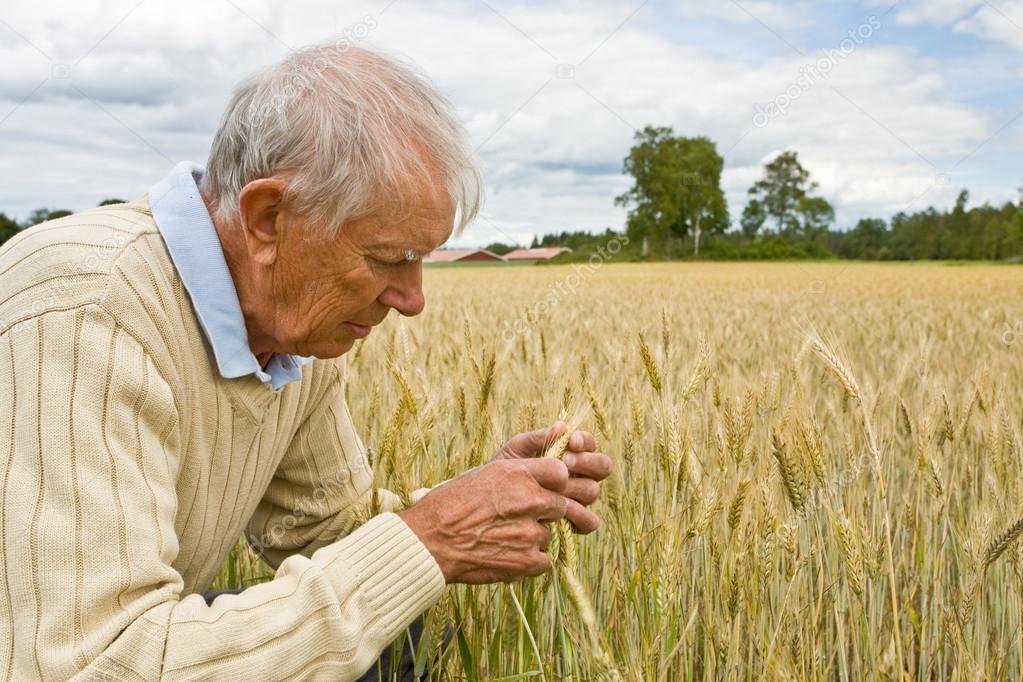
[1,0,1021,247]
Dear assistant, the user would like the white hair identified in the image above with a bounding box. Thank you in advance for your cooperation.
[200,43,482,235]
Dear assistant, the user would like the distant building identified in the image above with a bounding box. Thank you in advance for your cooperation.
[504,247,572,262]
[423,248,506,263]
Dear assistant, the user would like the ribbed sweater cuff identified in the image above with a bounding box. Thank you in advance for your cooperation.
[317,512,446,637]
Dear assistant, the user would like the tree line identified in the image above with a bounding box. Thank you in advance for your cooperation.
[500,126,1023,262]
[5,136,1023,262]
[0,199,126,248]
[608,125,1023,261]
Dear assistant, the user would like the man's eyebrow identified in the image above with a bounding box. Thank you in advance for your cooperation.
[374,246,428,260]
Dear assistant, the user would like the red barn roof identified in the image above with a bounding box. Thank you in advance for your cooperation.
[423,249,505,263]
[504,247,572,261]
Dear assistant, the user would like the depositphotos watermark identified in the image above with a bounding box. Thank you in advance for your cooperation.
[247,471,354,558]
[247,14,380,128]
[0,234,130,340]
[500,235,629,344]
[753,15,882,128]
[1002,321,1023,346]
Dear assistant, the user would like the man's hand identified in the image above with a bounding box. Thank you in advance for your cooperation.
[398,458,599,584]
[493,422,613,512]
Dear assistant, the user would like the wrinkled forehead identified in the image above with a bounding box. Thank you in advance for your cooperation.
[359,187,456,255]
[398,169,456,231]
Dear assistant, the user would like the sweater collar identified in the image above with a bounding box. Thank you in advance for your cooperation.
[148,161,312,390]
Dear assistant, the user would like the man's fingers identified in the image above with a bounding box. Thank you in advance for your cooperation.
[568,430,597,453]
[535,488,569,523]
[564,498,601,534]
[535,522,552,551]
[519,457,569,492]
[564,478,600,505]
[502,421,567,459]
[524,550,553,578]
[562,451,613,481]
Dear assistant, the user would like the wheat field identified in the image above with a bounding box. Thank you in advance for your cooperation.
[218,262,1023,681]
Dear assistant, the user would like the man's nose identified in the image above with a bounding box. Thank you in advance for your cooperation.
[379,268,426,317]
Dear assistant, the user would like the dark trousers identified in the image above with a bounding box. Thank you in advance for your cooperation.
[202,589,426,681]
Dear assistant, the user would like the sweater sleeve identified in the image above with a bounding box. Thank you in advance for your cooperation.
[0,306,445,681]
[246,360,438,569]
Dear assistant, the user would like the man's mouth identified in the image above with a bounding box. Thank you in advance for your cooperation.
[343,321,374,338]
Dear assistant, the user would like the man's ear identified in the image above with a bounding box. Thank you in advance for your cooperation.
[237,178,289,266]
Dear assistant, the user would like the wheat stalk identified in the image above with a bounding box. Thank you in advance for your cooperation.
[638,333,663,393]
[806,333,904,676]
[832,514,865,596]
[808,335,860,401]
[984,516,1023,568]
[538,407,619,678]
[772,428,807,512]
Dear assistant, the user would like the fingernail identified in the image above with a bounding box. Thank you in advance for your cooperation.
[570,433,583,450]
[563,452,576,468]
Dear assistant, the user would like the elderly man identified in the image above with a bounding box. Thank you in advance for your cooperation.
[0,45,611,680]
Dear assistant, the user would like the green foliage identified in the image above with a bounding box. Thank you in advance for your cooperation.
[824,193,1023,261]
[796,196,834,239]
[484,242,515,256]
[748,150,810,232]
[97,198,127,206]
[2,154,1021,262]
[536,228,621,251]
[741,199,767,238]
[698,236,835,260]
[615,126,728,255]
[528,193,1023,262]
[745,150,834,237]
[0,213,20,248]
[839,218,888,260]
[24,208,72,228]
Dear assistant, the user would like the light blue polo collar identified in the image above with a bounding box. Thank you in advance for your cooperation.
[148,161,313,390]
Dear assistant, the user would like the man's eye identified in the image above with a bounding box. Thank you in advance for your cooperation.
[371,250,418,266]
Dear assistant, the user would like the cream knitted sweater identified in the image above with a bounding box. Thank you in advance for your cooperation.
[0,197,445,680]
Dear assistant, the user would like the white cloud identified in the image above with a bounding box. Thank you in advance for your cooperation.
[957,1,1023,50]
[680,0,818,30]
[0,0,1016,241]
[882,0,980,26]
[876,0,1023,51]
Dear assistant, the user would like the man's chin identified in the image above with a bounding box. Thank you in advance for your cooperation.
[296,328,369,360]
[317,337,358,359]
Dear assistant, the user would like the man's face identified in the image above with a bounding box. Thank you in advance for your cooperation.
[268,181,454,358]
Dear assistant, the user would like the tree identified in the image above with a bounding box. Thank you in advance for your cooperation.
[484,241,514,256]
[0,213,20,248]
[743,150,834,238]
[98,198,127,206]
[944,189,972,258]
[746,151,814,234]
[954,189,969,214]
[615,126,729,256]
[679,140,729,256]
[24,208,72,228]
[741,199,767,238]
[615,126,680,251]
[795,196,835,240]
[848,217,887,258]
